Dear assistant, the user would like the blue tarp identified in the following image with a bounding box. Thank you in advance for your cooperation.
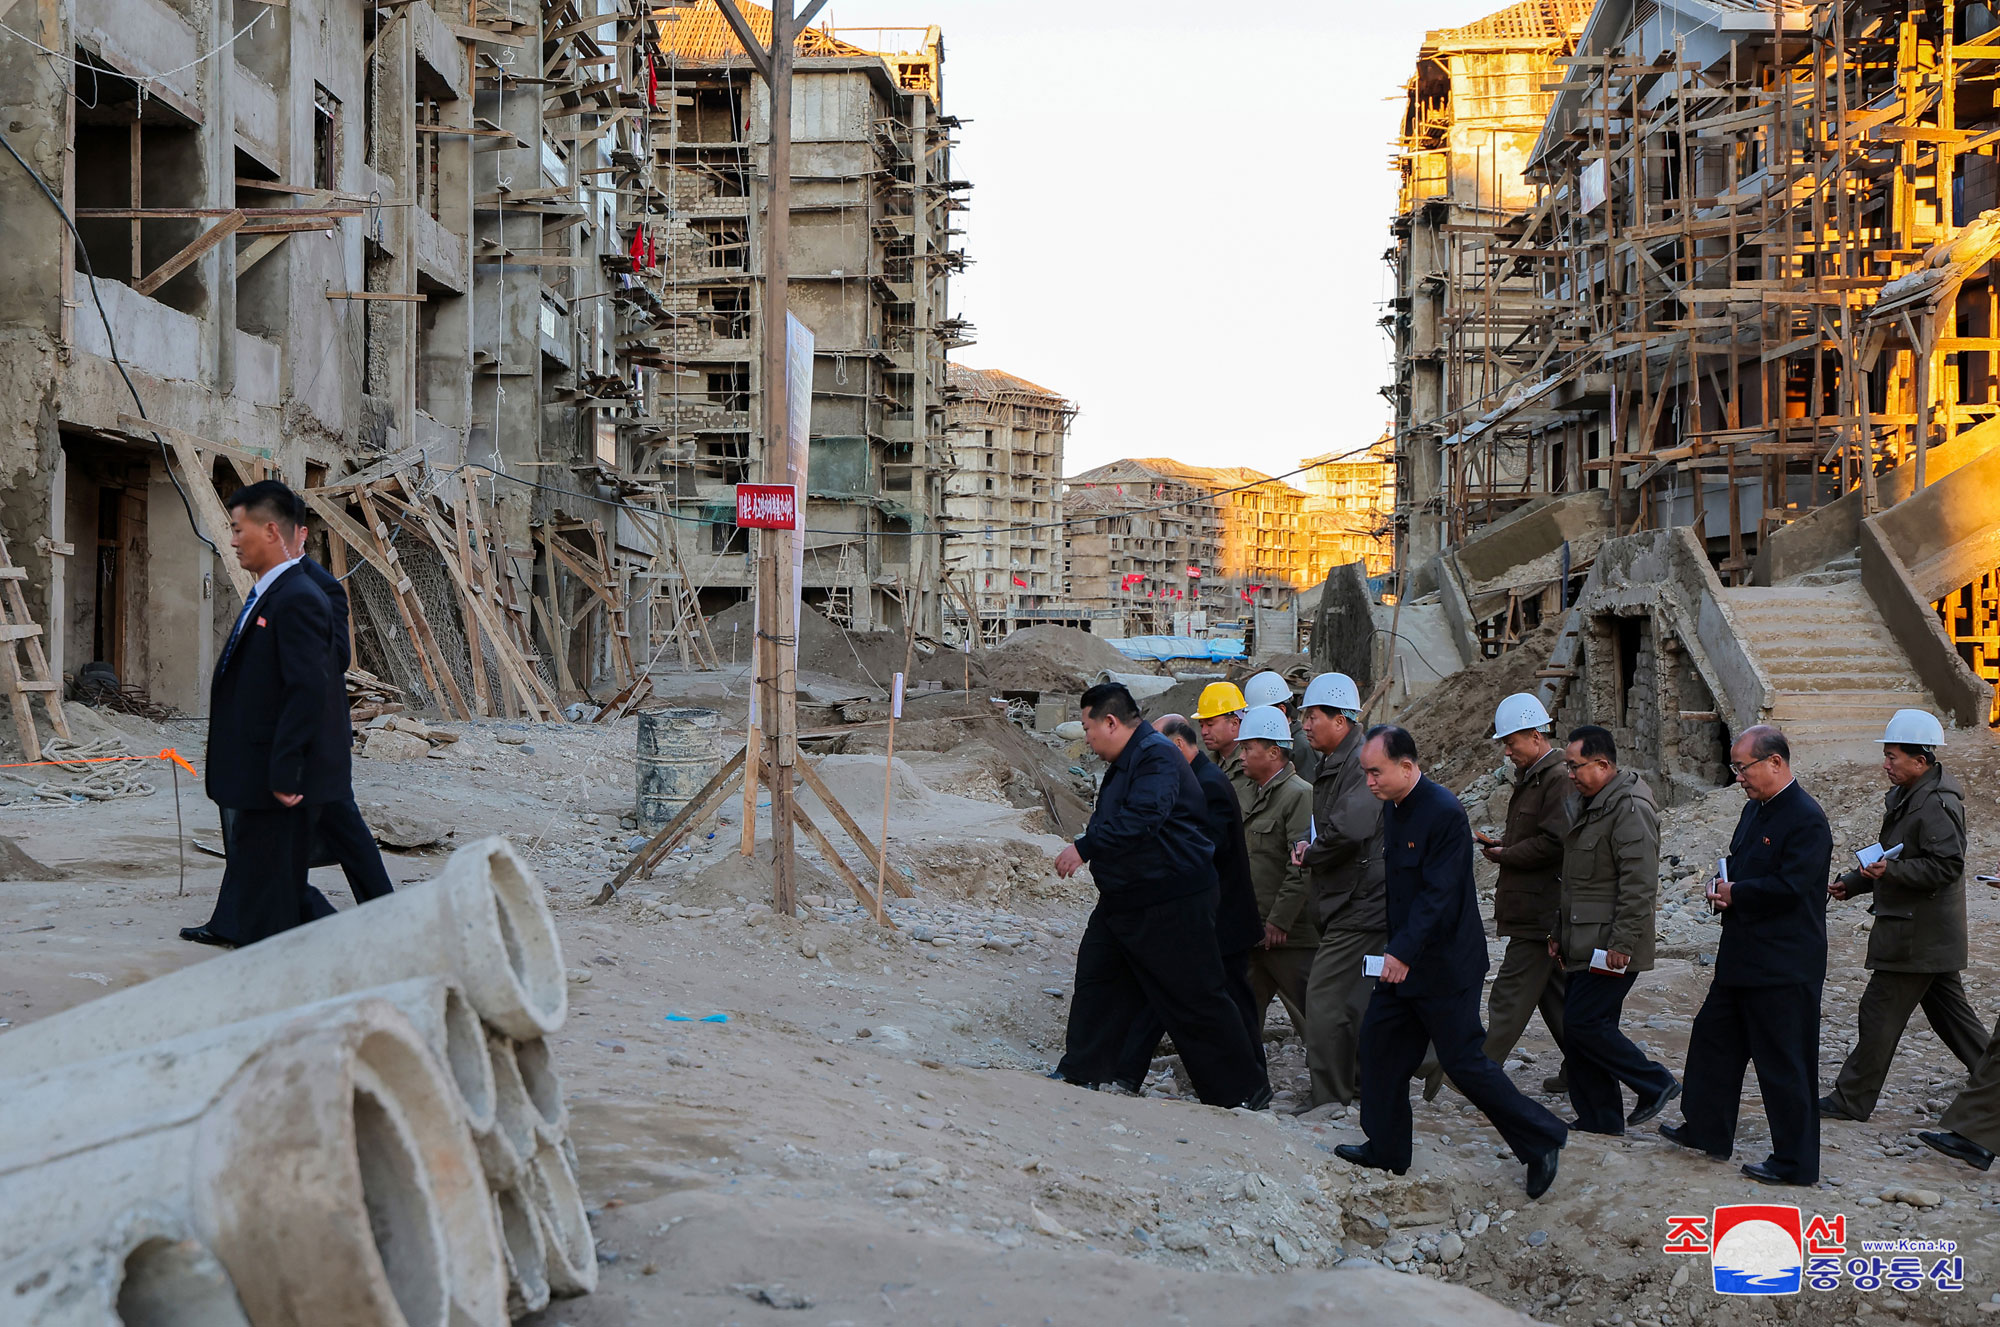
[1103,636,1248,662]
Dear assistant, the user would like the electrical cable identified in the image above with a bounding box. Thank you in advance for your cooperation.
[0,127,223,561]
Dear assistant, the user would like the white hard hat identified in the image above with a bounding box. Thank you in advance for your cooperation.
[1238,705,1293,744]
[1491,692,1552,740]
[1243,671,1293,708]
[1302,672,1361,713]
[1881,708,1945,747]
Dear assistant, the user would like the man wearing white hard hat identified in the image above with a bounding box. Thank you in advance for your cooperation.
[1817,711,1985,1133]
[1290,671,1385,1113]
[1235,705,1319,1048]
[1476,693,1574,1098]
[1243,670,1306,750]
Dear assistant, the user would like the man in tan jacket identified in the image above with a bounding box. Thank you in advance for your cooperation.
[1238,706,1318,1041]
[1555,725,1679,1135]
[1477,693,1573,1096]
[1825,709,1984,1123]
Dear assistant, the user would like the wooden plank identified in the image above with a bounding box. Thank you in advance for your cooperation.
[355,489,471,720]
[135,422,254,599]
[325,291,427,301]
[76,207,362,218]
[796,757,914,897]
[791,800,885,918]
[235,230,291,277]
[132,210,245,296]
[597,745,749,900]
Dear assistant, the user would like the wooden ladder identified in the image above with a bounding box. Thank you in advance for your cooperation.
[0,529,72,762]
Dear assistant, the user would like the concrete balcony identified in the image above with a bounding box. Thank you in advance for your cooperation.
[233,62,279,170]
[657,403,750,433]
[80,0,199,108]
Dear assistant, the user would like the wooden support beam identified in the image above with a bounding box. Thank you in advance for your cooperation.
[796,757,914,897]
[132,211,244,296]
[598,745,749,900]
[235,230,291,277]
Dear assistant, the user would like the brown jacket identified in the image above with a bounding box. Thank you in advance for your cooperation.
[1489,746,1573,940]
[1838,763,1968,973]
[1302,721,1385,933]
[1557,768,1659,972]
[1218,745,1256,816]
[1243,764,1318,948]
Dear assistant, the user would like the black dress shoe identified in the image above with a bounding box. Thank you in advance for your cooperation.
[1742,1161,1808,1186]
[1334,1142,1408,1175]
[1565,1118,1625,1137]
[1628,1079,1681,1127]
[1657,1122,1729,1160]
[178,926,234,948]
[1420,1064,1446,1102]
[1818,1094,1864,1122]
[1240,1083,1274,1112]
[1919,1130,1995,1172]
[1525,1146,1561,1200]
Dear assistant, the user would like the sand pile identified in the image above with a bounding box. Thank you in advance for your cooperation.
[978,625,1144,693]
[1395,624,1558,790]
[708,600,988,692]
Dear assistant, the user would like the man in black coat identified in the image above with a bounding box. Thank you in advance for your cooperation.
[285,506,395,903]
[1109,713,1268,1092]
[1052,683,1269,1109]
[1661,725,1833,1185]
[1338,725,1567,1198]
[182,481,347,948]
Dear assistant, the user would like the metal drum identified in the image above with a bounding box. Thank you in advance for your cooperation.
[635,708,722,829]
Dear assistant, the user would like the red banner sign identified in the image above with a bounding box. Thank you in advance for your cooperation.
[1185,565,1201,578]
[734,483,797,530]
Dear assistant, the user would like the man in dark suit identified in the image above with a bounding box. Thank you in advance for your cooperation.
[284,503,394,903]
[1337,725,1566,1198]
[1109,713,1269,1092]
[1661,725,1833,1185]
[1051,683,1268,1109]
[181,481,347,948]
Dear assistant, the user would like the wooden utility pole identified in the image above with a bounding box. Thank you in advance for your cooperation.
[714,0,824,917]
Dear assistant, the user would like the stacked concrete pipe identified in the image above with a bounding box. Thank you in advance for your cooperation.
[0,836,590,1323]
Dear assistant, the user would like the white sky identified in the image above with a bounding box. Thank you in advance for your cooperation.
[813,0,1515,481]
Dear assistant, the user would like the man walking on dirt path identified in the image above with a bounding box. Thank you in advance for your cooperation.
[1233,707,1317,1044]
[1291,672,1384,1117]
[1477,693,1573,1097]
[1337,725,1566,1198]
[1552,725,1678,1135]
[1052,683,1269,1109]
[1824,709,1983,1125]
[1109,713,1268,1092]
[1661,725,1832,1186]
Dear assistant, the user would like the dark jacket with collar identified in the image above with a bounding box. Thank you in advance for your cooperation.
[1302,721,1385,933]
[297,556,351,671]
[1717,780,1833,987]
[1557,767,1660,972]
[1490,747,1573,939]
[206,563,346,810]
[1074,722,1218,911]
[1381,774,1488,999]
[1838,762,1968,973]
[1190,750,1264,955]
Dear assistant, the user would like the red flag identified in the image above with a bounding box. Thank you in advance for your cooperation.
[1011,575,1026,588]
[1240,590,1253,603]
[648,57,659,109]
[629,226,645,266]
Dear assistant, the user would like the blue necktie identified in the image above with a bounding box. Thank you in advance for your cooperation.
[219,586,259,673]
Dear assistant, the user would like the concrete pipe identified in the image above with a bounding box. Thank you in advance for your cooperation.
[0,996,508,1327]
[519,1142,596,1298]
[492,1189,550,1318]
[0,838,567,1083]
[0,1207,252,1327]
[510,1037,568,1143]
[477,1033,540,1191]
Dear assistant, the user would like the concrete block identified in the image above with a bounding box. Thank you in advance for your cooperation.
[0,1207,251,1327]
[364,727,434,761]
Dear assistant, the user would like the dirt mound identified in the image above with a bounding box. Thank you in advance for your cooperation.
[670,840,841,909]
[978,625,1144,692]
[708,600,990,693]
[830,710,1091,836]
[1395,624,1558,790]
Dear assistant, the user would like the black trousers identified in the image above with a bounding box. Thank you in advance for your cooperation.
[1564,970,1676,1134]
[1679,980,1821,1184]
[1111,946,1264,1090]
[1056,892,1267,1108]
[311,798,396,902]
[207,804,333,945]
[1359,982,1568,1171]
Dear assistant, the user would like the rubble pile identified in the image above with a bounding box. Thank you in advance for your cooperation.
[0,838,589,1325]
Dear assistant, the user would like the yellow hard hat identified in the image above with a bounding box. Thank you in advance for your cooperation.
[1193,682,1248,720]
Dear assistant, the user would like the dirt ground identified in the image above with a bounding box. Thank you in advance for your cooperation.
[9,667,2000,1326]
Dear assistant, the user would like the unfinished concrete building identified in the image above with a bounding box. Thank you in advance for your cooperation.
[939,365,1073,643]
[1385,0,2000,803]
[1299,436,1397,578]
[1389,0,1594,567]
[1061,460,1222,635]
[0,0,960,739]
[654,6,967,635]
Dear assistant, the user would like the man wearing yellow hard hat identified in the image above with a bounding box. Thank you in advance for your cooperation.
[1194,681,1254,811]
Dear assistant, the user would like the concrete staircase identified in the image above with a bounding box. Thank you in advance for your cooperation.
[1719,551,1933,749]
